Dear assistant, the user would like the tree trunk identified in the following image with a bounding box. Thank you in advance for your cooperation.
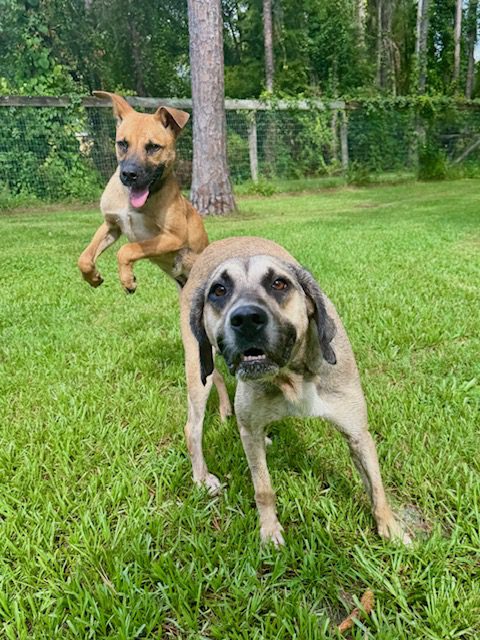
[415,0,430,93]
[376,0,383,88]
[356,0,367,49]
[376,1,397,93]
[465,0,478,98]
[453,0,463,87]
[187,0,236,215]
[263,0,274,92]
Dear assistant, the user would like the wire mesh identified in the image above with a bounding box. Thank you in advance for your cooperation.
[2,101,480,205]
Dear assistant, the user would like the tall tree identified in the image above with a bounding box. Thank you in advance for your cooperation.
[415,0,430,93]
[453,0,463,87]
[356,0,367,49]
[263,0,275,91]
[465,0,478,97]
[187,0,236,214]
[376,0,399,93]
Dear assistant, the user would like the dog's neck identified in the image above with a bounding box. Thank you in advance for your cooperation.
[149,165,174,195]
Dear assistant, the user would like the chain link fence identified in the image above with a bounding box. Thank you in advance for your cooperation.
[2,97,480,207]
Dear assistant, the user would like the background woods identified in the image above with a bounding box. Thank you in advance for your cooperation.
[1,0,480,100]
[2,0,480,210]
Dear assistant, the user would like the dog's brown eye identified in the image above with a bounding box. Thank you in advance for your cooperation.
[116,140,128,152]
[212,284,226,297]
[272,278,288,291]
[146,143,163,154]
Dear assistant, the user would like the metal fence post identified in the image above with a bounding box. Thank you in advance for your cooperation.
[340,110,349,173]
[248,111,258,182]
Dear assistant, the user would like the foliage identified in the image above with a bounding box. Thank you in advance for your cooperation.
[0,94,103,202]
[347,160,371,186]
[1,182,479,637]
[239,177,278,196]
[417,143,448,180]
[2,0,479,101]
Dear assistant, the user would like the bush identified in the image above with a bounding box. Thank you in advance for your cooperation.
[347,161,371,186]
[236,178,278,196]
[0,186,39,211]
[0,105,104,204]
[418,144,448,181]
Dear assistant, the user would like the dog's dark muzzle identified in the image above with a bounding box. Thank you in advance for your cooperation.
[119,160,164,190]
[219,304,279,380]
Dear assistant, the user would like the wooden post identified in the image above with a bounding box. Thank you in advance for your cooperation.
[340,110,349,172]
[330,109,339,165]
[248,111,259,182]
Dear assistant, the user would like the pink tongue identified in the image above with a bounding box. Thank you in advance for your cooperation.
[129,188,149,208]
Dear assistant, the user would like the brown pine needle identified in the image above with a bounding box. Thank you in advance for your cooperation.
[337,589,374,633]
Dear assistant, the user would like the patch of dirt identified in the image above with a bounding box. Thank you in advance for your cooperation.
[400,503,433,538]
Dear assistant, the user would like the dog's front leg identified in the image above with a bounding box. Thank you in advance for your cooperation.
[237,419,284,546]
[78,222,121,287]
[117,233,184,293]
[321,389,411,544]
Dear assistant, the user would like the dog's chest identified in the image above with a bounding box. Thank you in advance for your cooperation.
[109,207,153,242]
[286,381,331,420]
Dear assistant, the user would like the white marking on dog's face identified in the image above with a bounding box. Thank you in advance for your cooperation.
[202,256,310,379]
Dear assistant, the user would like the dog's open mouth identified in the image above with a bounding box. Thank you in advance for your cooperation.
[129,187,150,208]
[241,348,267,362]
[236,347,279,380]
[128,164,166,208]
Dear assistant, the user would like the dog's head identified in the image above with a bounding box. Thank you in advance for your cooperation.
[94,91,190,209]
[190,255,337,384]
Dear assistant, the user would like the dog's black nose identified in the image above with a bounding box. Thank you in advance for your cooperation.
[230,305,268,336]
[121,168,138,183]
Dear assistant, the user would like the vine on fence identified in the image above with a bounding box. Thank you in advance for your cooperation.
[2,94,480,208]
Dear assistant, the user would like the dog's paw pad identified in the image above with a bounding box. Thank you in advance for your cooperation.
[260,522,284,547]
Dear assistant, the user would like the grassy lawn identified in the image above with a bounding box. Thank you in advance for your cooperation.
[0,180,479,639]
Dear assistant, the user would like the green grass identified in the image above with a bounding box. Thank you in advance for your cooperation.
[0,180,479,639]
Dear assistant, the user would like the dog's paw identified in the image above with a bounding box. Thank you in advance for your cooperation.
[378,517,413,545]
[260,521,284,547]
[123,275,137,294]
[219,401,233,422]
[195,473,223,496]
[79,261,104,288]
[90,274,104,288]
[82,272,104,288]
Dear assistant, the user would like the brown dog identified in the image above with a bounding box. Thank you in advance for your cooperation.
[78,91,208,292]
[78,91,232,415]
[181,237,411,545]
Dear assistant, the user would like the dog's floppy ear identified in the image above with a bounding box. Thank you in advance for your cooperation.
[93,91,134,124]
[293,266,337,365]
[155,106,190,136]
[189,285,214,385]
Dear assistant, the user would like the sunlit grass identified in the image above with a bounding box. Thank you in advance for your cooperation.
[0,179,479,638]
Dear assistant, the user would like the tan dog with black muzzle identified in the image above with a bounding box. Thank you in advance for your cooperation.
[181,236,411,545]
[78,91,208,292]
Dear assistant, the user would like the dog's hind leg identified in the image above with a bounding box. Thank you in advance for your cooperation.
[320,388,411,544]
[78,223,121,287]
[212,369,232,421]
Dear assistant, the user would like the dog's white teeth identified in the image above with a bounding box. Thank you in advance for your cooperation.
[243,354,266,361]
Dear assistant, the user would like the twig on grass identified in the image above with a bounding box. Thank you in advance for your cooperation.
[337,589,374,634]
